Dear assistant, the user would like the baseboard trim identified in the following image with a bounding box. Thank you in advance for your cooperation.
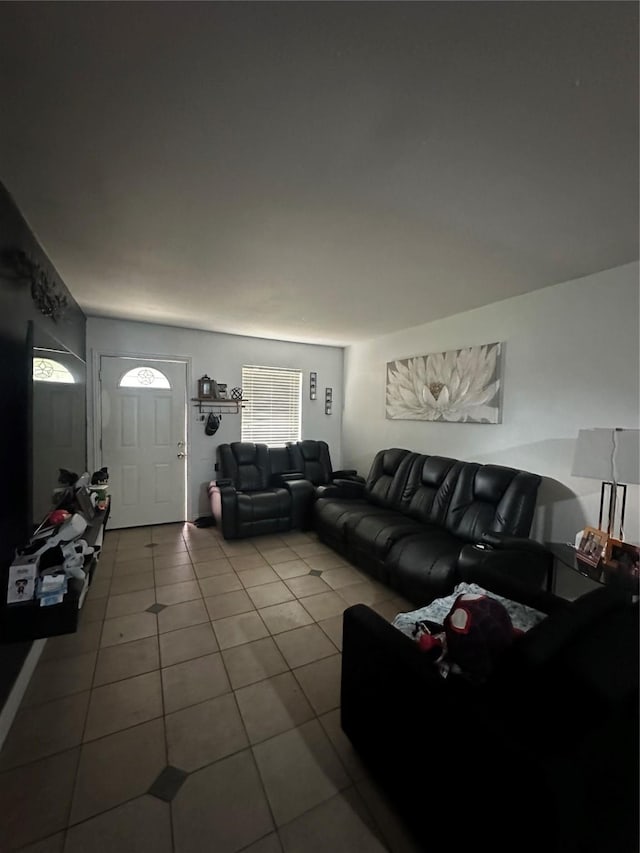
[0,638,45,751]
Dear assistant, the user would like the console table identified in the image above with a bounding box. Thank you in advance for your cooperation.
[0,502,110,642]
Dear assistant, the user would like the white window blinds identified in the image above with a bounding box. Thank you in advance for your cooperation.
[241,365,302,446]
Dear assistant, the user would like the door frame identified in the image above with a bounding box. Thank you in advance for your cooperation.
[88,348,193,523]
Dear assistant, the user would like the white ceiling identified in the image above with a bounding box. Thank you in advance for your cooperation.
[1,2,637,346]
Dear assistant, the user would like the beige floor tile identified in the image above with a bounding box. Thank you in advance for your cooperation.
[261,547,299,566]
[272,560,316,580]
[220,541,259,557]
[292,542,335,559]
[155,579,202,606]
[81,597,108,623]
[0,748,79,850]
[230,553,270,572]
[84,671,163,741]
[193,556,234,577]
[370,599,404,621]
[159,622,218,667]
[274,625,338,669]
[153,551,193,570]
[152,523,188,542]
[259,601,314,635]
[111,557,154,577]
[105,588,156,620]
[18,830,66,852]
[320,566,367,590]
[235,672,314,744]
[166,692,248,771]
[189,545,226,563]
[303,553,348,572]
[238,565,280,588]
[115,547,154,564]
[278,788,386,852]
[293,654,342,715]
[284,574,331,598]
[154,564,196,587]
[86,578,111,600]
[222,637,289,689]
[70,718,166,824]
[64,795,172,853]
[251,535,287,549]
[23,651,96,708]
[161,652,230,713]
[172,749,274,853]
[158,599,209,634]
[212,611,270,649]
[100,612,158,648]
[109,570,155,595]
[317,615,343,650]
[148,541,189,556]
[252,720,350,826]
[319,709,367,783]
[204,589,254,620]
[198,572,243,597]
[94,636,160,686]
[0,692,89,771]
[338,581,393,607]
[247,581,295,609]
[279,532,316,546]
[299,591,347,622]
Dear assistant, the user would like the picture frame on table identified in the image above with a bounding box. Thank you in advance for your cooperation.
[576,526,608,568]
[604,539,640,580]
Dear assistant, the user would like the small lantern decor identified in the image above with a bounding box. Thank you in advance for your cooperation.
[198,375,214,399]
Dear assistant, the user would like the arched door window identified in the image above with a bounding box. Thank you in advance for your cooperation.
[118,366,171,389]
[33,357,75,384]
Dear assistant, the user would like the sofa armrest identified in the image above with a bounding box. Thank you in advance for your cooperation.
[317,480,366,500]
[457,534,553,592]
[332,469,365,484]
[212,478,233,488]
[208,479,239,539]
[281,477,315,530]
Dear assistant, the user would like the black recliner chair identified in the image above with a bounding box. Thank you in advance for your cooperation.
[287,439,364,492]
[208,442,314,539]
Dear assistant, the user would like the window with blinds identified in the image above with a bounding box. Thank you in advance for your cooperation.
[241,365,302,446]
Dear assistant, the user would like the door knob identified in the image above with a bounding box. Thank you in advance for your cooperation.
[177,452,187,459]
[177,440,185,447]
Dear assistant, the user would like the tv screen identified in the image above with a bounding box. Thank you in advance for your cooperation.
[28,322,87,531]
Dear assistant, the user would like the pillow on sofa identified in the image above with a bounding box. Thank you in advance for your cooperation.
[392,582,546,639]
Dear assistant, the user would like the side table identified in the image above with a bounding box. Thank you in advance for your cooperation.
[546,542,639,600]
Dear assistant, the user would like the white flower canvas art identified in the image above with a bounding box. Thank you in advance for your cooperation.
[386,342,503,423]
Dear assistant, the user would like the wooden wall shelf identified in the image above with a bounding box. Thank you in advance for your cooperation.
[191,397,245,415]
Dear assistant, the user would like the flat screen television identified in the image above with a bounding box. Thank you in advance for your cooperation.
[27,321,87,532]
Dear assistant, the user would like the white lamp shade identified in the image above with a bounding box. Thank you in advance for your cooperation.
[571,428,640,485]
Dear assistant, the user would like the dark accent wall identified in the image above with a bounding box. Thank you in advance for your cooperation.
[0,181,86,710]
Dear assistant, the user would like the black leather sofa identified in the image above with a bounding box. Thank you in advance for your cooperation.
[286,439,364,491]
[313,447,551,604]
[208,442,314,539]
[341,572,639,853]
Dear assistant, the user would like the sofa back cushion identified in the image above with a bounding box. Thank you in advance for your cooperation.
[403,455,462,525]
[444,463,541,541]
[288,440,333,486]
[218,442,271,491]
[365,448,416,509]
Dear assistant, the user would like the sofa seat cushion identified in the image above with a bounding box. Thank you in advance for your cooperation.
[386,530,466,605]
[345,511,431,561]
[236,488,291,522]
[314,498,393,542]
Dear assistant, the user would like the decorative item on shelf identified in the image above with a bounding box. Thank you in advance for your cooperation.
[571,427,640,539]
[1,248,69,321]
[603,539,640,585]
[325,387,333,416]
[198,375,215,399]
[575,525,609,570]
[231,387,243,400]
[216,383,228,399]
[310,371,317,400]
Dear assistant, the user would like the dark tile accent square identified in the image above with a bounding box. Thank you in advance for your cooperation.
[146,603,167,614]
[148,765,188,802]
[309,570,323,577]
[145,543,159,548]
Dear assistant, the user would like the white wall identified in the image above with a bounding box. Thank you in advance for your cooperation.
[342,262,640,551]
[87,318,343,519]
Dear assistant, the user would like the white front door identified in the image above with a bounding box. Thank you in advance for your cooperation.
[100,356,187,529]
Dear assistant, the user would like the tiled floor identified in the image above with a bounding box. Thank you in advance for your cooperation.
[0,523,423,853]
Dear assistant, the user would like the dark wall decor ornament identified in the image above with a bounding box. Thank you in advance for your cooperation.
[325,387,333,415]
[231,387,243,400]
[310,371,317,400]
[197,374,214,398]
[2,248,68,321]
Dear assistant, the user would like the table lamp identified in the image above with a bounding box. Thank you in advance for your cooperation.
[571,428,640,540]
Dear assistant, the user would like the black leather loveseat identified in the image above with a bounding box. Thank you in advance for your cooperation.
[341,572,639,853]
[208,442,314,539]
[313,447,551,604]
